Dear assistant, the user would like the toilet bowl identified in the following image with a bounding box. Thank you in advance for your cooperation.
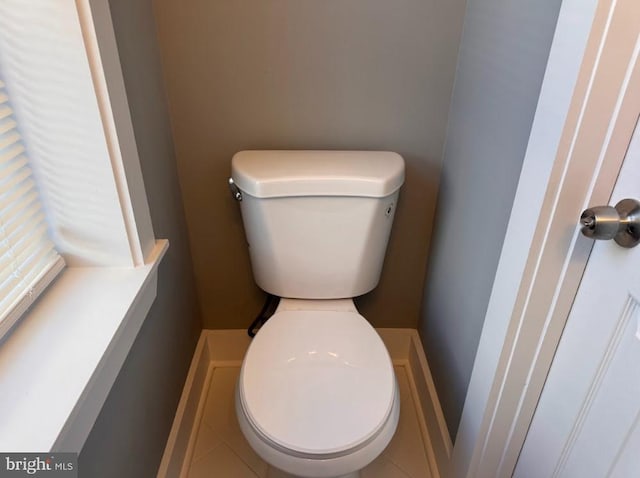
[236,299,400,478]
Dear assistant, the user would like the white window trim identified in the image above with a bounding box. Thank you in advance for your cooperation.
[0,0,167,452]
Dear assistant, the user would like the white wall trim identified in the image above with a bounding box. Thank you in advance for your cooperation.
[54,242,168,451]
[403,330,452,478]
[0,240,168,452]
[76,0,156,265]
[453,0,640,476]
[156,332,214,478]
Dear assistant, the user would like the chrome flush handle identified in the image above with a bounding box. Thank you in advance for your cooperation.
[228,178,243,201]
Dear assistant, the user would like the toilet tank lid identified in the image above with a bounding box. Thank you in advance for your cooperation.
[231,150,405,198]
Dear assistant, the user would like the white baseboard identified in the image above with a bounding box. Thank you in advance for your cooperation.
[157,328,451,478]
[376,328,452,478]
[156,332,211,478]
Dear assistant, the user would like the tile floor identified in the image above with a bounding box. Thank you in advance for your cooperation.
[186,365,431,478]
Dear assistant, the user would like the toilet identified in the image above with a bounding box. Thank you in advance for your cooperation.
[231,150,405,478]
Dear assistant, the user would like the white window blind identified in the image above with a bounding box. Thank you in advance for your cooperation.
[0,79,64,339]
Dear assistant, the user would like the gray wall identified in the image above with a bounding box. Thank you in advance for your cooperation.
[78,1,201,476]
[153,0,467,330]
[420,0,563,439]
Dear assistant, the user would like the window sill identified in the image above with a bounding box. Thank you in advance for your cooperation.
[0,239,168,453]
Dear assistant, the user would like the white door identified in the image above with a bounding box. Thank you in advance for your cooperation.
[515,117,640,477]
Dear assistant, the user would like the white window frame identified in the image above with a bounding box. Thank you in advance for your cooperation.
[0,0,168,453]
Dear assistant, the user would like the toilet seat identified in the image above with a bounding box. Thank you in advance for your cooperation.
[238,309,396,457]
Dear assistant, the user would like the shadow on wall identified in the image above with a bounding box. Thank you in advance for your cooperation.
[419,0,564,440]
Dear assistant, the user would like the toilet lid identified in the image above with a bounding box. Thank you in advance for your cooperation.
[239,310,395,456]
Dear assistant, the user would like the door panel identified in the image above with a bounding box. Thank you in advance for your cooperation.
[515,118,640,477]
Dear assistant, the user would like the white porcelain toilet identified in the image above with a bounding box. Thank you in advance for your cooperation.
[231,150,405,478]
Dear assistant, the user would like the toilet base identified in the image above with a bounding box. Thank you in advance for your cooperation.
[270,471,359,478]
[237,381,399,478]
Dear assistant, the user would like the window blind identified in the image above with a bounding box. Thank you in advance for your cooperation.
[0,79,64,339]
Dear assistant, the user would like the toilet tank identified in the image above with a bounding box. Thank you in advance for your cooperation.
[231,151,405,299]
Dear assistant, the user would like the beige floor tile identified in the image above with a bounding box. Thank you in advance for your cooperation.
[188,443,259,478]
[379,367,431,478]
[191,422,223,463]
[202,367,240,434]
[189,364,431,478]
[266,467,296,478]
[362,454,412,478]
[200,366,269,477]
[224,421,269,477]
